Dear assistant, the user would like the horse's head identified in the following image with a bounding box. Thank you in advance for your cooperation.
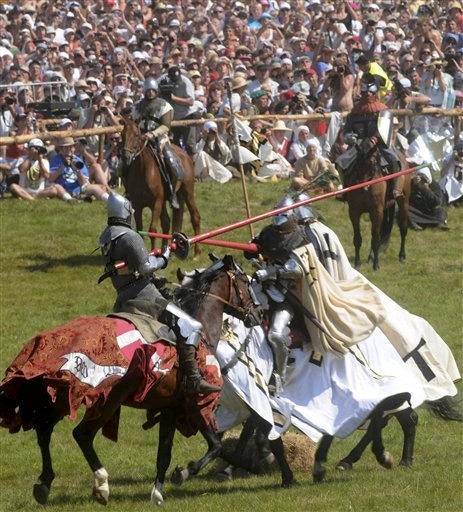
[120,117,145,165]
[175,254,262,330]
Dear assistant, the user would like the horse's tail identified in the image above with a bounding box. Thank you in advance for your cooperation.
[425,395,463,422]
[380,202,395,247]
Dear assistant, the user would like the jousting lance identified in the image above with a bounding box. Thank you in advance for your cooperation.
[145,162,431,259]
[105,162,429,275]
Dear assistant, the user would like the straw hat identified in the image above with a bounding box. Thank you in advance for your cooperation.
[231,75,249,90]
[55,136,75,147]
[272,120,292,132]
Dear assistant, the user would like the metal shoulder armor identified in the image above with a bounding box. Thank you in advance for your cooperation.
[99,225,131,257]
[280,257,303,279]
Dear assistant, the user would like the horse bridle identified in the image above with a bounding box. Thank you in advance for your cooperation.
[122,138,148,167]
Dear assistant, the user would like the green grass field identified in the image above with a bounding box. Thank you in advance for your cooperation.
[0,181,462,512]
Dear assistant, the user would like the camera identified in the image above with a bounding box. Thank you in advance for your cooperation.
[158,77,174,100]
[4,96,16,106]
[72,158,85,170]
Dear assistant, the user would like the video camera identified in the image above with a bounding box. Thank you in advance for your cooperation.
[158,77,175,100]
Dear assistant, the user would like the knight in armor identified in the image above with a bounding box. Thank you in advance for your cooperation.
[131,78,184,209]
[246,194,317,395]
[99,192,220,395]
[339,73,403,199]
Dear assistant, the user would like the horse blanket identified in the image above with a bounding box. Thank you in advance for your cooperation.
[1,316,222,440]
[216,315,426,443]
[215,221,460,443]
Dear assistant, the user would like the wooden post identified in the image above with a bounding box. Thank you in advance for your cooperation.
[98,133,105,164]
[224,79,254,238]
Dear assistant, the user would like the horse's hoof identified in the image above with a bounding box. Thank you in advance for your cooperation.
[336,460,353,471]
[281,475,294,488]
[170,466,189,485]
[312,463,326,483]
[33,483,50,505]
[150,488,164,506]
[373,263,380,271]
[93,467,109,505]
[215,466,233,482]
[399,459,413,468]
[377,451,394,469]
[92,488,109,505]
[399,255,406,263]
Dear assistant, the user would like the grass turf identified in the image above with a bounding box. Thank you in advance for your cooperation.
[0,180,462,512]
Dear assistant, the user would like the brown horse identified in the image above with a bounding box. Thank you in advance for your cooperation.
[0,256,263,506]
[120,118,201,255]
[345,147,411,270]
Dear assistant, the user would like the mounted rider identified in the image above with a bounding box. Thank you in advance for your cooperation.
[337,73,403,199]
[131,78,184,209]
[99,191,220,395]
[248,192,384,394]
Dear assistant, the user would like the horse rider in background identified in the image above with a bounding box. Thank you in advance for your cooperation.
[131,78,184,209]
[337,73,403,199]
[99,192,220,395]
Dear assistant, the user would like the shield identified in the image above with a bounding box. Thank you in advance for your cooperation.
[377,110,393,147]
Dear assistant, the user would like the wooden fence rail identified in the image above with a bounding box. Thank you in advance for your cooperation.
[0,107,461,146]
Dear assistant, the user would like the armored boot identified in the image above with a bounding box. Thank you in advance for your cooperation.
[163,144,185,209]
[178,343,221,395]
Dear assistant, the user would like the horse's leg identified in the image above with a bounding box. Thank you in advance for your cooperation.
[160,205,171,249]
[313,434,334,483]
[148,196,164,250]
[348,205,362,268]
[151,408,176,505]
[183,186,201,258]
[171,423,222,485]
[336,425,375,471]
[396,408,418,467]
[73,377,139,504]
[369,205,384,271]
[396,196,408,262]
[253,415,294,488]
[33,417,59,504]
[134,206,143,232]
[215,415,257,481]
[171,200,184,237]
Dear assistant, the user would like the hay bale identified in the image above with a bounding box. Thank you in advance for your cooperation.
[215,430,315,475]
[282,431,315,472]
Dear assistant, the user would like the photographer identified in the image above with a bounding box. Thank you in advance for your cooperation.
[325,55,355,112]
[0,90,16,158]
[158,66,197,155]
[419,56,453,107]
[49,137,109,202]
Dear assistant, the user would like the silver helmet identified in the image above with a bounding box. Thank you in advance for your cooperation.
[107,192,134,225]
[273,195,295,226]
[143,77,158,93]
[292,192,316,222]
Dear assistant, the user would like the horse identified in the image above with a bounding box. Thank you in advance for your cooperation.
[120,117,201,255]
[0,256,262,506]
[166,257,294,489]
[344,146,411,270]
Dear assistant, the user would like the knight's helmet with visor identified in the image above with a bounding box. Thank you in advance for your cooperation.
[273,192,315,226]
[107,192,135,228]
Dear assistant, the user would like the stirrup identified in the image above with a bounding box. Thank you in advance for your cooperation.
[268,373,283,396]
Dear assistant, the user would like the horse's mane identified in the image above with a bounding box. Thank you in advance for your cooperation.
[174,260,227,317]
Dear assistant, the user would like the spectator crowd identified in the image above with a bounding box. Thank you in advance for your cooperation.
[0,0,462,210]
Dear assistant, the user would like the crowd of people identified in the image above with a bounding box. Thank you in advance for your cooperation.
[0,0,462,214]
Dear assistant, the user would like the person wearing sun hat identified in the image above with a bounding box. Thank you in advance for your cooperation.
[268,119,293,159]
[49,137,109,202]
